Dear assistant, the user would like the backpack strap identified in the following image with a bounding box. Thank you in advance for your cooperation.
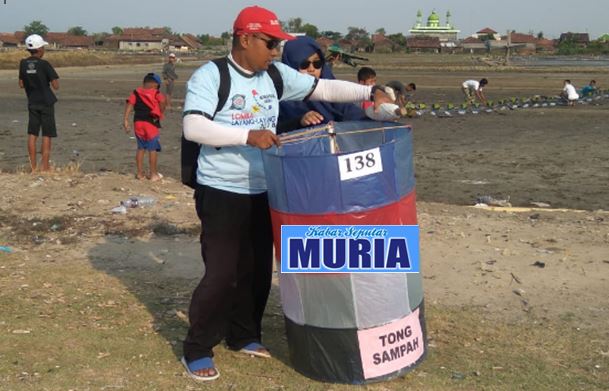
[211,57,231,119]
[212,58,284,113]
[267,63,284,100]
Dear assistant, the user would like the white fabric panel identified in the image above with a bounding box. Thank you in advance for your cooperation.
[298,275,357,328]
[352,274,411,329]
[279,272,305,325]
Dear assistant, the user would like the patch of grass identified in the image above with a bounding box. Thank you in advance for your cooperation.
[53,160,82,174]
[12,160,83,175]
[0,50,161,69]
[0,249,607,390]
[150,220,199,236]
[0,208,152,246]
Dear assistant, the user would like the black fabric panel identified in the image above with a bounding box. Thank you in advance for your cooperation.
[285,317,364,384]
[284,301,427,384]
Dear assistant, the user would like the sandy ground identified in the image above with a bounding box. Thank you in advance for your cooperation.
[1,57,608,332]
[0,172,607,332]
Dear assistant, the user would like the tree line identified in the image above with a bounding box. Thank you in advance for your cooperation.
[19,19,609,55]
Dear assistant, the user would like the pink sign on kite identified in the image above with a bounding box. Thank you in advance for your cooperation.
[357,308,425,379]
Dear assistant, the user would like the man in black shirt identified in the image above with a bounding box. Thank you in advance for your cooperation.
[18,34,59,172]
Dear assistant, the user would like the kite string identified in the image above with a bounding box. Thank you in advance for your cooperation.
[280,124,407,145]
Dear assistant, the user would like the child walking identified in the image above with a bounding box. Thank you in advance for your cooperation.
[123,73,166,181]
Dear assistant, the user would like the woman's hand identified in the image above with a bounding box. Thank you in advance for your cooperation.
[300,111,324,127]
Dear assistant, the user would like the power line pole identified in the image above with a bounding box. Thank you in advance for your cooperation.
[505,30,511,65]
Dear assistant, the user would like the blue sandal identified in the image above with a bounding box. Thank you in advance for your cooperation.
[181,356,220,381]
[239,342,271,358]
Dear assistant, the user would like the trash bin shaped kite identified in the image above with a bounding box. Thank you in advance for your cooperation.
[263,120,427,384]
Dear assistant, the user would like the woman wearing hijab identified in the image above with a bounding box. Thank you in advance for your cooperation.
[277,36,367,134]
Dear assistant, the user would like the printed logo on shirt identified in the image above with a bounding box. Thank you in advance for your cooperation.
[252,89,276,111]
[231,114,277,128]
[232,112,254,121]
[229,94,246,110]
[26,62,37,74]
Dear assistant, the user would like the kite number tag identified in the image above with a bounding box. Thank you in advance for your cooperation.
[338,147,383,181]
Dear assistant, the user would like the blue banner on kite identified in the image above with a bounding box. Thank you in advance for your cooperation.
[281,225,420,273]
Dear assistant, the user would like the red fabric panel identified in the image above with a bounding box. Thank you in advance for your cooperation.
[271,191,417,262]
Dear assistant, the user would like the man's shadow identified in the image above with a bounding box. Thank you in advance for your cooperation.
[87,231,290,364]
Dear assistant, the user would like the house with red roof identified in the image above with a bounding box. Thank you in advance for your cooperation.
[536,38,556,53]
[103,27,201,52]
[474,27,500,40]
[406,36,441,53]
[461,36,487,53]
[559,32,590,48]
[45,32,94,49]
[0,33,20,48]
[371,33,394,53]
[504,32,537,53]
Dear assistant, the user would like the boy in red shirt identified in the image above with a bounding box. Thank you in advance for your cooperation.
[123,73,166,181]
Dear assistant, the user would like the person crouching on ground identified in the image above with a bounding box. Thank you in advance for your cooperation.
[18,34,59,172]
[581,80,597,97]
[462,78,488,106]
[123,73,166,181]
[561,79,579,107]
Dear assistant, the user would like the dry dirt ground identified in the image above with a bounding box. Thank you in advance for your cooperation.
[1,56,608,389]
[0,172,607,389]
[1,60,607,210]
[1,171,607,327]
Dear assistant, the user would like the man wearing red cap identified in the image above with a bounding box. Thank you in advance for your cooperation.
[181,5,392,381]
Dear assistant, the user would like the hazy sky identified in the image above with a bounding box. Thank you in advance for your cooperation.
[1,0,607,39]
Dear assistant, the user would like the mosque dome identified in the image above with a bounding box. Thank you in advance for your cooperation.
[427,11,440,27]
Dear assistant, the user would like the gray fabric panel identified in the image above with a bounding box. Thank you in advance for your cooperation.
[352,273,411,329]
[299,274,357,328]
[279,272,305,325]
[406,272,424,310]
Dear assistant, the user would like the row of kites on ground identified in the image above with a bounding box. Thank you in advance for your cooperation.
[403,90,609,118]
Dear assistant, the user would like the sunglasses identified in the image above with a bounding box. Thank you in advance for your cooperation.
[253,35,281,50]
[299,59,323,70]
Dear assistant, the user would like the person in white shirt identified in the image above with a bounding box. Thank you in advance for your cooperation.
[561,79,579,106]
[462,78,488,105]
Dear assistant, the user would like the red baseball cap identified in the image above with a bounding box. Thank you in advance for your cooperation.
[233,6,295,41]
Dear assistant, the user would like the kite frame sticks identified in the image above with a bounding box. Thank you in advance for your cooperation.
[278,123,407,145]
